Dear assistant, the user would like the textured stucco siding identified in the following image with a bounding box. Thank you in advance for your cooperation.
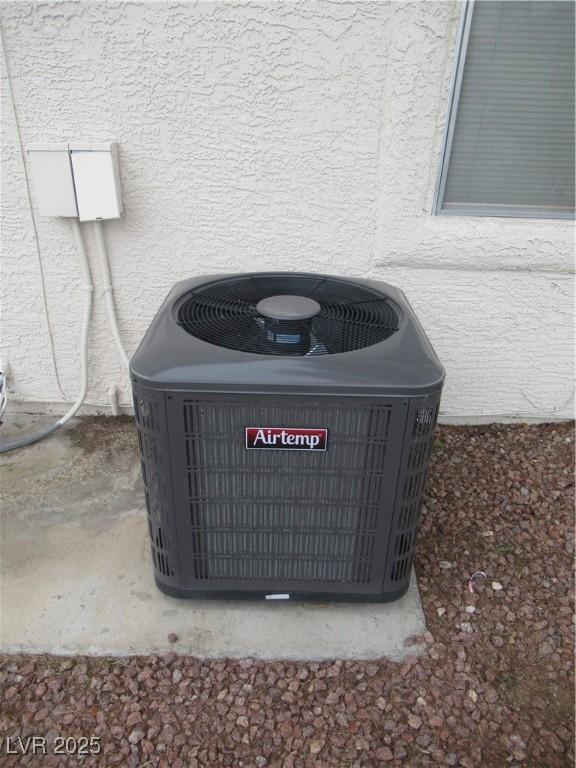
[1,0,573,421]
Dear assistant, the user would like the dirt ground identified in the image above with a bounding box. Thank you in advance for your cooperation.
[1,422,574,767]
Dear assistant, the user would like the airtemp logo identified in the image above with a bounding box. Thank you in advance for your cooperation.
[245,427,328,451]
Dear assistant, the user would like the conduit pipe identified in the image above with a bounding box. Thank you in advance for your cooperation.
[93,221,130,370]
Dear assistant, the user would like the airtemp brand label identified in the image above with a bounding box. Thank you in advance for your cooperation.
[245,427,328,451]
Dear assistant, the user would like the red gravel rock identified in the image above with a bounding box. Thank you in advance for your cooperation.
[0,423,573,767]
[376,745,394,761]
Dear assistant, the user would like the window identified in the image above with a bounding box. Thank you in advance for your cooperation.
[435,0,575,219]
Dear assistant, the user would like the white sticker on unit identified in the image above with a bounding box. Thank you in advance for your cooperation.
[265,594,290,600]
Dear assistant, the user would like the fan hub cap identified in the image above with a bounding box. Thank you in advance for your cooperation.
[256,295,321,321]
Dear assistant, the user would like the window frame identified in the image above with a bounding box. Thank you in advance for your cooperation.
[433,0,575,221]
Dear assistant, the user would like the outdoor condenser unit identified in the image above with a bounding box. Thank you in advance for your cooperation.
[130,273,444,602]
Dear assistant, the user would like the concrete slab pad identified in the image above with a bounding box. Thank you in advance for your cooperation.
[0,415,426,660]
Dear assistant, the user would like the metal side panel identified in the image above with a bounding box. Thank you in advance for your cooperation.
[382,391,442,594]
[165,392,408,595]
[133,386,181,590]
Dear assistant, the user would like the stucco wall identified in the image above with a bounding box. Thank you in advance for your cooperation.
[1,0,573,421]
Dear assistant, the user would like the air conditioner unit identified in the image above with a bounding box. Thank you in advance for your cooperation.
[130,273,444,602]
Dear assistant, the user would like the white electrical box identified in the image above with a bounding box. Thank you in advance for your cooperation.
[27,141,123,221]
[27,144,78,217]
[69,142,123,222]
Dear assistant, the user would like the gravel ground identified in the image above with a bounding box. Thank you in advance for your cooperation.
[1,423,574,767]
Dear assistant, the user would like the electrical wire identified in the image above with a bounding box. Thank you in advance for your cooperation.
[93,220,130,369]
[0,27,68,399]
[0,221,93,454]
[0,372,7,420]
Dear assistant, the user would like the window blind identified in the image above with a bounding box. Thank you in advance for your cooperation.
[437,0,575,218]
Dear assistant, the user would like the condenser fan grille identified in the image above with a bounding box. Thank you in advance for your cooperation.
[176,275,399,355]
